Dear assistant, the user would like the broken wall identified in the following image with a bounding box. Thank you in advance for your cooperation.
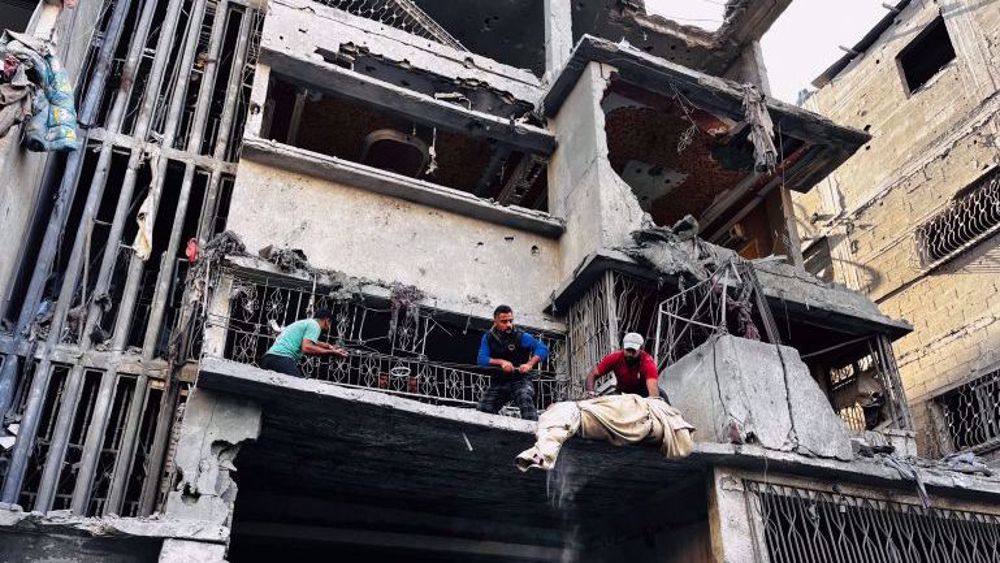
[548,61,646,283]
[793,0,1000,456]
[226,159,562,329]
[659,334,854,460]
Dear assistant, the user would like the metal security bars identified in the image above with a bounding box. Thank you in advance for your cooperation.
[566,270,659,397]
[311,0,466,50]
[928,365,1000,456]
[218,268,569,413]
[0,0,266,516]
[916,167,1000,268]
[745,480,1000,563]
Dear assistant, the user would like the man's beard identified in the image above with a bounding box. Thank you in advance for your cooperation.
[624,355,640,367]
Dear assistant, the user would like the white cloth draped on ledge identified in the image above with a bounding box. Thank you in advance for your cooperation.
[514,394,696,472]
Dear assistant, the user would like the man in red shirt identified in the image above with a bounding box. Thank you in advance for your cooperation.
[585,332,661,399]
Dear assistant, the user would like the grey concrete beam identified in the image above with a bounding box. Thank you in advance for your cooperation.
[543,0,574,80]
[0,509,228,543]
[158,539,227,563]
[261,48,556,155]
[240,137,565,239]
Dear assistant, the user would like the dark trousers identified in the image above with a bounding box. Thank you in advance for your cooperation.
[261,354,302,378]
[477,377,537,421]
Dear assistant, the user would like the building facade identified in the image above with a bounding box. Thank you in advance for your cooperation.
[794,0,1000,460]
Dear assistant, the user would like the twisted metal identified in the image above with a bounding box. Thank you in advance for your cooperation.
[746,479,1000,563]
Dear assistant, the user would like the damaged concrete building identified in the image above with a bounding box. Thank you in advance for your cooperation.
[793,0,1000,463]
[0,0,1000,561]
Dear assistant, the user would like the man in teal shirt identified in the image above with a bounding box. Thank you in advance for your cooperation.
[260,309,348,377]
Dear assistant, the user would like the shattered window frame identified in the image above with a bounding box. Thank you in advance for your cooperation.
[895,14,957,97]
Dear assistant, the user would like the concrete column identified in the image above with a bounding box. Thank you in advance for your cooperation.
[780,186,805,267]
[549,61,646,281]
[162,388,262,526]
[543,0,573,82]
[159,538,227,563]
[723,40,771,96]
[203,273,234,359]
[707,468,767,563]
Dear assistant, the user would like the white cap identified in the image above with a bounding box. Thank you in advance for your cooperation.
[622,332,644,351]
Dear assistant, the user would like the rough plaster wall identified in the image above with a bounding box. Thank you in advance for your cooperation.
[792,0,1000,455]
[227,160,562,328]
[548,61,645,282]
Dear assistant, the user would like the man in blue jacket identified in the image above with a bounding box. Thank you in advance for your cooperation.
[476,304,548,421]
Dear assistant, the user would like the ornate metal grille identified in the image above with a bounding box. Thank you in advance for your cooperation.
[916,167,1000,267]
[930,365,1000,456]
[311,0,466,50]
[220,271,568,413]
[566,271,658,396]
[746,480,1000,563]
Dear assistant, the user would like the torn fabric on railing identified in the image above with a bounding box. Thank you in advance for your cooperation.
[514,394,695,472]
[741,83,776,172]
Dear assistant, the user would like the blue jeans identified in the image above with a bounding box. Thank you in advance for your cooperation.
[477,376,537,420]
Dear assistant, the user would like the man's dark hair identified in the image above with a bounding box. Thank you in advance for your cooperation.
[313,308,333,321]
[493,304,513,318]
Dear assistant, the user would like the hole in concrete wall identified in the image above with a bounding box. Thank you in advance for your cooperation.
[410,0,546,76]
[50,369,104,511]
[571,0,731,74]
[602,79,802,255]
[18,364,71,510]
[85,373,137,516]
[264,75,548,209]
[644,0,725,32]
[897,16,955,95]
